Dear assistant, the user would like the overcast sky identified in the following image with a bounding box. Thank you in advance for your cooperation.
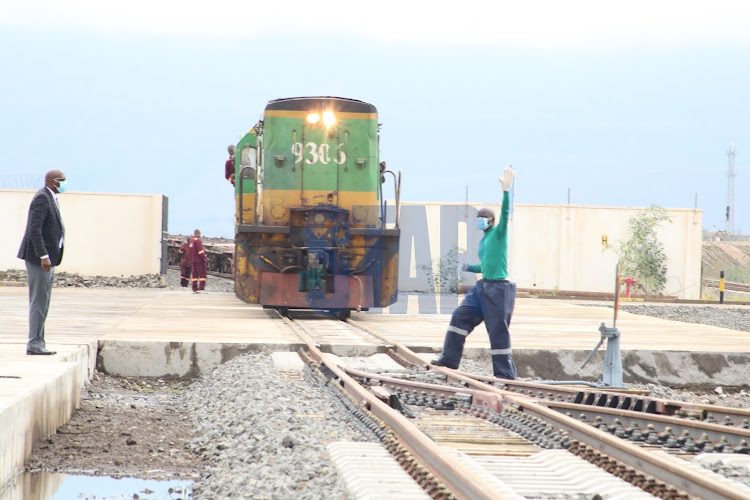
[2,1,749,237]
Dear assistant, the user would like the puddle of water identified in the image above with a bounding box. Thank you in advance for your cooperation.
[0,471,191,500]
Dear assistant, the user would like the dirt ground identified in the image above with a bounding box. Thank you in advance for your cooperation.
[24,372,204,481]
[22,368,748,489]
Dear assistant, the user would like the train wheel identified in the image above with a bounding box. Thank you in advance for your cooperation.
[278,307,289,317]
[335,310,351,320]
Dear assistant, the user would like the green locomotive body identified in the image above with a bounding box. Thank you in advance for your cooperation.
[233,97,400,315]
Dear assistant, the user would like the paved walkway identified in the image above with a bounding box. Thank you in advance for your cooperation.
[2,287,749,384]
[2,286,750,490]
[3,288,749,351]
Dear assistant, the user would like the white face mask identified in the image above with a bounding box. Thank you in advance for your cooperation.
[476,217,490,230]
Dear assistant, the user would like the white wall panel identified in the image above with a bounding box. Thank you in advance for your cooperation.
[1,190,165,276]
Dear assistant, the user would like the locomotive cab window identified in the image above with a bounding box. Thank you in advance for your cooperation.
[241,146,257,179]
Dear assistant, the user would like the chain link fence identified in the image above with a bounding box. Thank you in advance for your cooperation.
[0,173,45,189]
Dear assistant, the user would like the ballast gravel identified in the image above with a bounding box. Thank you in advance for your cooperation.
[180,302,750,499]
[618,303,750,333]
[165,268,235,293]
[183,353,379,499]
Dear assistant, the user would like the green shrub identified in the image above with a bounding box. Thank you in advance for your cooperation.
[418,247,463,294]
[610,205,671,297]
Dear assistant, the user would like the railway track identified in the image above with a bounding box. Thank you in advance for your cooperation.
[166,265,233,280]
[703,278,750,293]
[279,310,750,499]
[166,237,234,276]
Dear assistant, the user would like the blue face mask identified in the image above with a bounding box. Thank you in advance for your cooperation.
[476,217,490,231]
[55,179,68,193]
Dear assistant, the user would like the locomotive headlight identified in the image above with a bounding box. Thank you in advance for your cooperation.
[307,113,320,124]
[322,111,336,127]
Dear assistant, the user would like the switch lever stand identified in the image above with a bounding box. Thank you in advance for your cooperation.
[538,265,625,389]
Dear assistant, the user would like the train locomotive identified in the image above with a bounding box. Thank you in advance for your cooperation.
[233,97,400,317]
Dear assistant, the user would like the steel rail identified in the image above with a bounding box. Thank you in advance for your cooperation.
[515,400,748,500]
[348,318,675,416]
[703,278,750,293]
[346,317,750,499]
[453,371,750,426]
[344,365,750,449]
[539,400,750,448]
[698,404,750,427]
[278,313,515,500]
[343,366,505,413]
[346,318,444,367]
[433,367,749,500]
[347,364,750,496]
[348,318,750,425]
[461,371,671,411]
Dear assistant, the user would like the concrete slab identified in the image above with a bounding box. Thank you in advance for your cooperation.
[271,352,306,379]
[0,358,86,490]
[3,286,750,490]
[358,299,750,352]
[325,353,412,375]
[356,299,750,385]
[0,341,98,387]
[3,288,750,384]
[327,442,431,500]
[292,314,387,356]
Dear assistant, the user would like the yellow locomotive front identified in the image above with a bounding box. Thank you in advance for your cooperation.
[232,97,400,316]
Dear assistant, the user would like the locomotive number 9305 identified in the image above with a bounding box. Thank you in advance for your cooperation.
[231,96,402,318]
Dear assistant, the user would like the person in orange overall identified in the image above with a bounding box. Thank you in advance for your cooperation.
[178,236,191,287]
[189,230,208,293]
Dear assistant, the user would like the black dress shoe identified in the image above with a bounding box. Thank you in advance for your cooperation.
[27,349,57,356]
[430,359,458,369]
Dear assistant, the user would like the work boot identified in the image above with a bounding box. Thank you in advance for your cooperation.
[430,359,459,369]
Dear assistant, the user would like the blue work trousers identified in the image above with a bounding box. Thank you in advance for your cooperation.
[438,279,517,379]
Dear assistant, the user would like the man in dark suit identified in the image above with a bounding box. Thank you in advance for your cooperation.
[17,170,67,355]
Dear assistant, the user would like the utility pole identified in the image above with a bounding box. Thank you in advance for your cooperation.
[727,141,736,236]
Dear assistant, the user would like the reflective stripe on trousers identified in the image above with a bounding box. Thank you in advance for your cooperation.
[437,280,517,379]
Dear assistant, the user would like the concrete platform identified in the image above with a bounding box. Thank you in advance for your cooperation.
[2,286,750,490]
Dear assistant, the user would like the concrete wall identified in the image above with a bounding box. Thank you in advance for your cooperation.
[394,202,703,300]
[1,188,703,296]
[1,190,166,276]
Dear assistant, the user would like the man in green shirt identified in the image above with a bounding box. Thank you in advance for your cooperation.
[432,167,517,379]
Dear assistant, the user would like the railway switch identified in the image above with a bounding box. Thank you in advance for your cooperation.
[580,265,625,388]
[580,322,624,388]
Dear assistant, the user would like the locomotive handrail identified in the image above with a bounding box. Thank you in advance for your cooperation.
[237,165,256,226]
[352,275,364,312]
[397,170,401,228]
[382,169,401,228]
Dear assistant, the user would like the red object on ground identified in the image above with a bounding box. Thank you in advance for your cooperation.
[624,277,637,297]
[259,273,374,309]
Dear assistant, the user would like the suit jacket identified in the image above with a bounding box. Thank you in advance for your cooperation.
[17,188,65,266]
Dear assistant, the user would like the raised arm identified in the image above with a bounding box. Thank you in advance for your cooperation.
[496,166,515,238]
